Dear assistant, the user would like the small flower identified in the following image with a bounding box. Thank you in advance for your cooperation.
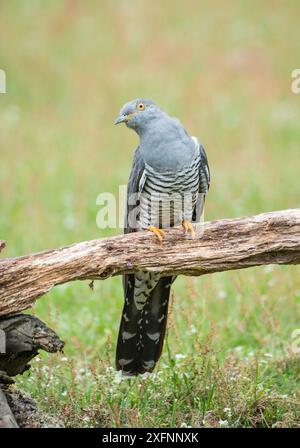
[219,419,229,427]
[223,407,232,417]
[180,422,192,428]
[218,290,227,299]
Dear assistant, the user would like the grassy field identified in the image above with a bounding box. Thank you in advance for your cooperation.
[0,0,299,427]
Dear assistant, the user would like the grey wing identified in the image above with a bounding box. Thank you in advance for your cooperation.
[123,146,145,296]
[199,141,210,192]
[192,138,210,222]
[124,145,145,234]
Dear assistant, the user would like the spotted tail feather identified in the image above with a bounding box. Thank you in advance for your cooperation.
[116,275,173,375]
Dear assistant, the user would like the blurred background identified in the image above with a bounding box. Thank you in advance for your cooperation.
[0,0,299,428]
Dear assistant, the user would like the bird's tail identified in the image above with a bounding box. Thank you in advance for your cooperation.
[116,275,173,375]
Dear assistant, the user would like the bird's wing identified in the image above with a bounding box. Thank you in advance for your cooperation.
[192,137,210,222]
[124,145,145,234]
[123,146,145,298]
[198,141,210,192]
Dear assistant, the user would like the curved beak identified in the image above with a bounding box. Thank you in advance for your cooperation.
[114,114,127,125]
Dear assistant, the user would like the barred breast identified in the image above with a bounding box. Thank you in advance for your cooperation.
[138,152,200,230]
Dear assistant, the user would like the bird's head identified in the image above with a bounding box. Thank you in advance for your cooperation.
[114,98,161,133]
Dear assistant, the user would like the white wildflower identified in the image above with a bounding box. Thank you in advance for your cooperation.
[219,419,229,427]
[218,290,227,299]
[180,422,192,428]
[223,407,232,417]
[190,325,197,334]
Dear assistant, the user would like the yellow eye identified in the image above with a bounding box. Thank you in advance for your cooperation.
[137,102,145,110]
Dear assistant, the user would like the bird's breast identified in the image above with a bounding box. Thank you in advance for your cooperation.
[138,158,200,229]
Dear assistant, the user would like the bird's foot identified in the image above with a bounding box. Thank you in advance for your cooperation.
[147,226,165,245]
[182,220,195,239]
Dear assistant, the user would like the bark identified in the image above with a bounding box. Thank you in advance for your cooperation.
[0,209,299,316]
[2,385,64,428]
[0,315,64,428]
[0,387,18,428]
[0,314,64,377]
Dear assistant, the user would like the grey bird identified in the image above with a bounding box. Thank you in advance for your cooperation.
[114,98,210,375]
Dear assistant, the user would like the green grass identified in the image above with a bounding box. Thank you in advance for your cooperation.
[0,0,299,428]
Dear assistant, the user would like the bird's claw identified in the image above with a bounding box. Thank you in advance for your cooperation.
[182,220,195,239]
[147,226,165,245]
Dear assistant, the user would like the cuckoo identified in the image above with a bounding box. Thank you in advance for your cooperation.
[114,98,210,375]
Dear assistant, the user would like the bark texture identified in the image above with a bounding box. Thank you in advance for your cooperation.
[0,209,299,316]
[0,387,18,428]
[0,314,64,377]
[0,315,64,428]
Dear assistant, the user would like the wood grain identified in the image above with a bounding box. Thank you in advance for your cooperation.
[0,209,299,316]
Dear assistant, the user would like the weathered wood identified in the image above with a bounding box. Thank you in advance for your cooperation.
[0,387,18,428]
[0,209,299,316]
[1,385,65,428]
[0,315,64,377]
[0,315,64,428]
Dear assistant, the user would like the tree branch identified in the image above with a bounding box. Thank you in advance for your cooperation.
[0,209,299,316]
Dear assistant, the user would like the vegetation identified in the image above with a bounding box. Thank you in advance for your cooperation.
[0,0,299,427]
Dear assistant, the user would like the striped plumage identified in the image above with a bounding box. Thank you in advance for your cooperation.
[139,140,201,229]
[115,99,210,375]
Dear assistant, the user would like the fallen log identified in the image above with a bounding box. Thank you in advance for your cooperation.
[0,387,18,428]
[0,314,64,428]
[0,209,299,316]
[0,314,64,377]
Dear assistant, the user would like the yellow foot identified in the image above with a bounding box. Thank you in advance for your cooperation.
[147,226,165,245]
[182,220,195,239]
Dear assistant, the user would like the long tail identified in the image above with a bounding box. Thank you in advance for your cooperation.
[116,274,173,375]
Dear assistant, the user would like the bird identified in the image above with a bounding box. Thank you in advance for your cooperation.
[114,98,210,375]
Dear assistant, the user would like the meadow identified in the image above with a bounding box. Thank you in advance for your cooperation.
[0,0,299,427]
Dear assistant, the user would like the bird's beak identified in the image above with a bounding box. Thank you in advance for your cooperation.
[114,114,127,125]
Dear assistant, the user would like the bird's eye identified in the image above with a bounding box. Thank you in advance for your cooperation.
[137,102,145,110]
